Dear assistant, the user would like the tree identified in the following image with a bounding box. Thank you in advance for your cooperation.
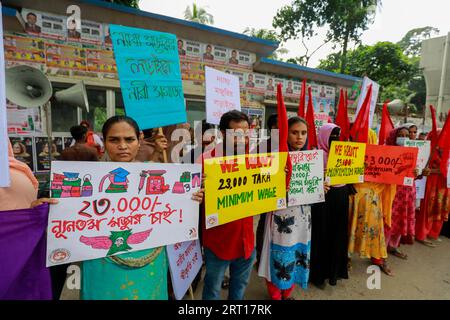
[318,42,415,88]
[243,28,288,60]
[397,26,440,57]
[104,0,140,8]
[273,0,381,71]
[184,3,214,25]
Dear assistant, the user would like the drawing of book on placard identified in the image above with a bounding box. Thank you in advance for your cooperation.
[51,172,93,198]
[98,167,130,193]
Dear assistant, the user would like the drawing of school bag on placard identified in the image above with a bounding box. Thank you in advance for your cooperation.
[98,167,130,193]
[81,174,93,197]
[62,172,82,197]
[138,170,170,195]
[50,173,65,198]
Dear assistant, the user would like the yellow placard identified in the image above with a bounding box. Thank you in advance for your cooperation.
[204,152,287,229]
[326,141,366,185]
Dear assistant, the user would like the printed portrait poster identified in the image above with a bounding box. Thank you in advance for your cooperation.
[288,150,325,206]
[228,49,240,66]
[184,40,202,61]
[80,20,103,45]
[202,43,215,62]
[166,240,202,300]
[326,141,366,185]
[364,144,418,186]
[3,34,46,65]
[35,137,63,171]
[9,136,34,171]
[21,8,66,40]
[204,152,287,228]
[212,45,227,65]
[46,161,202,266]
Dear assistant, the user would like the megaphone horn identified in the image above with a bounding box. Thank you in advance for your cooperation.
[6,65,52,108]
[54,81,89,112]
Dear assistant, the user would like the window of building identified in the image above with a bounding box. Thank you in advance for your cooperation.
[81,89,107,133]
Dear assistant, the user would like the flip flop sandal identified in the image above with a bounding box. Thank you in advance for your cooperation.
[379,263,394,276]
[390,249,408,260]
[418,239,436,247]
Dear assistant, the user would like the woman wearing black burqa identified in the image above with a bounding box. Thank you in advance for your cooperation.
[309,123,350,288]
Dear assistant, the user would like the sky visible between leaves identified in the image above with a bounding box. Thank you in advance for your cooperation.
[140,0,449,68]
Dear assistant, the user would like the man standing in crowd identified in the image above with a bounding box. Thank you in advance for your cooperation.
[60,125,98,161]
[199,110,255,300]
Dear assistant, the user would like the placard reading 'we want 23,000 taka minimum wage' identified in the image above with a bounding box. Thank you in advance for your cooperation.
[204,152,287,229]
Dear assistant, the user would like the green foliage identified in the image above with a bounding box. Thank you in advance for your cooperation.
[243,28,287,60]
[273,0,381,71]
[104,0,140,8]
[184,3,214,25]
[318,42,415,87]
[397,26,440,57]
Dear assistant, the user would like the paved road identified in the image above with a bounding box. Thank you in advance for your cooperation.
[61,219,450,300]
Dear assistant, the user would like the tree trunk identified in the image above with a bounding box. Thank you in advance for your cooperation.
[340,31,349,73]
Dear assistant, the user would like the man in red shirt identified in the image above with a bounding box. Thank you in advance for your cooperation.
[199,110,255,300]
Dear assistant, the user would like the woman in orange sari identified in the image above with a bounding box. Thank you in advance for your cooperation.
[415,129,450,245]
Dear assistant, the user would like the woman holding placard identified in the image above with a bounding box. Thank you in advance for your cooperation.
[416,129,449,245]
[348,130,397,276]
[385,127,419,260]
[81,116,204,300]
[259,117,326,299]
[309,123,350,288]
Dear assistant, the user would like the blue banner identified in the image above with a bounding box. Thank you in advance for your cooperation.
[110,24,186,130]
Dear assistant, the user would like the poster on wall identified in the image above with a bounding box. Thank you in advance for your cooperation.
[86,48,116,74]
[202,43,215,62]
[21,8,66,40]
[80,20,103,45]
[45,43,87,71]
[242,107,265,131]
[9,136,35,172]
[238,51,252,68]
[4,35,46,65]
[183,39,202,61]
[35,137,63,171]
[212,45,228,65]
[6,100,43,135]
[228,49,240,66]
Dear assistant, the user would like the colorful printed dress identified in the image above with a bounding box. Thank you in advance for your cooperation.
[81,247,168,300]
[258,205,312,290]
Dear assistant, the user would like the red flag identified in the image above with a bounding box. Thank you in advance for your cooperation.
[378,101,394,145]
[305,86,318,149]
[350,84,372,143]
[335,89,350,141]
[297,79,306,118]
[429,105,438,145]
[438,110,450,148]
[438,110,450,176]
[276,84,292,187]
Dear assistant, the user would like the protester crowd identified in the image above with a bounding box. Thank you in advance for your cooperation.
[1,93,449,300]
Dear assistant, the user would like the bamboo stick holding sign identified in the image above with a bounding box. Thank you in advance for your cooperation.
[109,24,187,130]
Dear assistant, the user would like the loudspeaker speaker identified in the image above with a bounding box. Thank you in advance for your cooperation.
[6,65,52,108]
[54,81,90,112]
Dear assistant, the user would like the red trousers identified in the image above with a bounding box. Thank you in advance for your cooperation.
[265,280,294,300]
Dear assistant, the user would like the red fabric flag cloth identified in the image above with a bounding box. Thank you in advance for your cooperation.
[306,86,318,149]
[276,83,292,188]
[350,84,373,143]
[429,105,438,145]
[378,101,394,145]
[335,89,350,141]
[438,110,450,176]
[298,79,306,118]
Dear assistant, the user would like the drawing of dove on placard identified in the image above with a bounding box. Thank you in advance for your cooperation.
[80,229,153,256]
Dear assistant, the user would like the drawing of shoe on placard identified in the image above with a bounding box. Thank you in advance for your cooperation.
[99,167,130,193]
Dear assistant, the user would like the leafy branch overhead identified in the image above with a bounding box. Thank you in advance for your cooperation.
[273,0,381,71]
[184,3,214,25]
